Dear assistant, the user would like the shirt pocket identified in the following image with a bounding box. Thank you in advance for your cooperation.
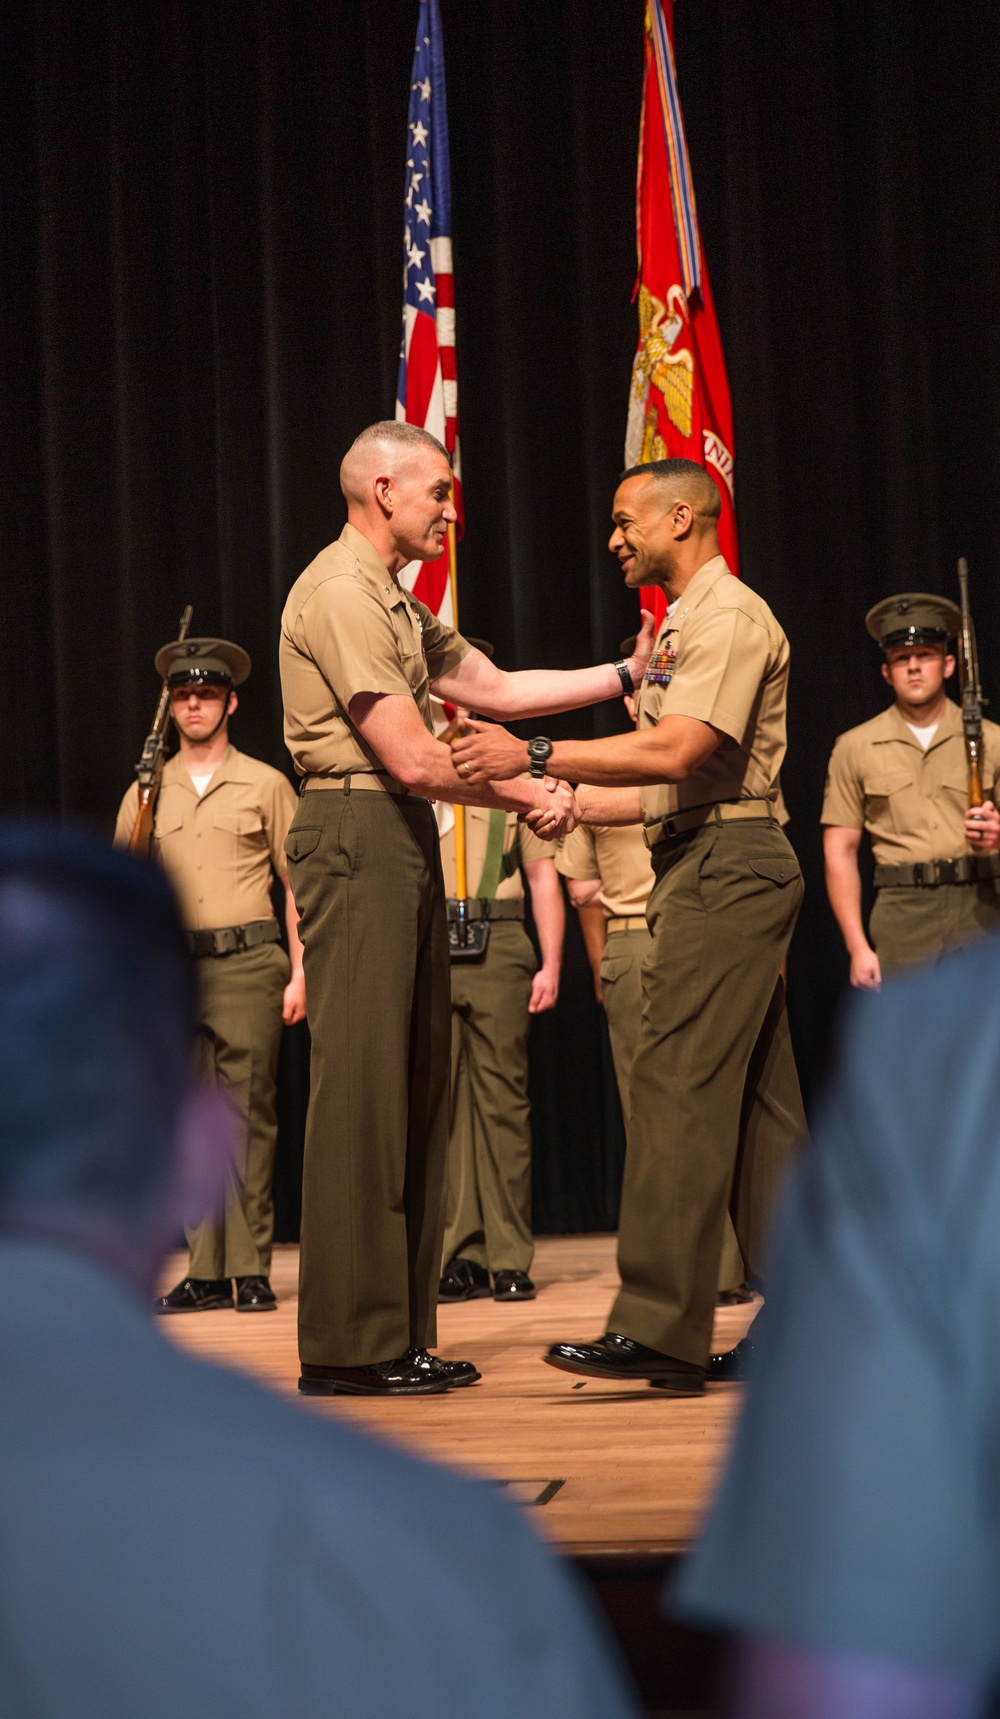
[212,810,268,871]
[152,810,186,873]
[861,767,914,832]
[939,765,971,815]
[389,599,430,701]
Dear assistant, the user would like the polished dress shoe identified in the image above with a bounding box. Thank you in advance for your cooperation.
[706,1332,757,1382]
[544,1333,705,1394]
[235,1275,277,1312]
[492,1269,535,1301]
[404,1347,482,1388]
[438,1256,492,1302]
[298,1358,448,1396]
[154,1277,233,1314]
[717,1282,755,1306]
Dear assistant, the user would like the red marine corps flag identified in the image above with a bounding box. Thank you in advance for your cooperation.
[627,0,738,624]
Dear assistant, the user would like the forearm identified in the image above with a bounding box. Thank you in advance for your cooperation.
[824,845,869,953]
[577,786,644,826]
[528,868,566,972]
[577,902,608,987]
[283,880,304,973]
[477,662,628,722]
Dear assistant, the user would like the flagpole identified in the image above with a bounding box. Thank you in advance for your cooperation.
[447,515,468,905]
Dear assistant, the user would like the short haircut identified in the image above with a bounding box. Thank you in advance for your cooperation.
[349,420,449,464]
[0,824,196,1219]
[619,457,722,524]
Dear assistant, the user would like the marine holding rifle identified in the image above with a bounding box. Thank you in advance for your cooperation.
[822,585,1000,987]
[115,636,305,1312]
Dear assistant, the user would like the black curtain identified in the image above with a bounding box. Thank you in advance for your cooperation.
[3,1,999,1235]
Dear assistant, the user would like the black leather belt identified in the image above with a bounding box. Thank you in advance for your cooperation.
[874,855,1000,889]
[445,898,524,923]
[186,918,282,958]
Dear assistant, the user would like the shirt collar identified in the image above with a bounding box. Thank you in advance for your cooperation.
[163,743,245,796]
[340,521,402,598]
[873,699,962,749]
[668,554,732,623]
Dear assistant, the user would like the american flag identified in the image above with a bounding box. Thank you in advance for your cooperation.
[395,0,462,623]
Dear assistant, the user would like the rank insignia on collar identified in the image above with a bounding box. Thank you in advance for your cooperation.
[644,638,677,686]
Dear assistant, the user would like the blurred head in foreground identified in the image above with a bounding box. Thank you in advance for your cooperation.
[0,822,231,1293]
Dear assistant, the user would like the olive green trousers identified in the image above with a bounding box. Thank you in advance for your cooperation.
[188,940,288,1280]
[870,881,1000,975]
[599,925,746,1295]
[444,921,537,1275]
[286,791,451,1367]
[609,819,807,1366]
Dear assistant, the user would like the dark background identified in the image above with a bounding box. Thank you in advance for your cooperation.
[3,0,998,1236]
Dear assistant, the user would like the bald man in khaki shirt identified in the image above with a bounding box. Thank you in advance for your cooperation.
[454,458,806,1390]
[279,421,656,1396]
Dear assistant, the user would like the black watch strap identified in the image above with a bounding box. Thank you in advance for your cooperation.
[613,658,634,697]
[527,736,554,779]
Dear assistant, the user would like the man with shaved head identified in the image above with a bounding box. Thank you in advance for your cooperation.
[454,457,806,1394]
[279,421,655,1394]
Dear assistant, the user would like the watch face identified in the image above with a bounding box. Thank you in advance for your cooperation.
[528,737,553,761]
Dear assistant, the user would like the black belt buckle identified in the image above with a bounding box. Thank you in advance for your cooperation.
[934,859,958,886]
[447,899,490,962]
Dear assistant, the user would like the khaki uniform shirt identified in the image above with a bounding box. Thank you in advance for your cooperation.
[114,747,297,931]
[439,806,552,902]
[636,555,789,825]
[556,802,653,919]
[820,699,1000,866]
[280,522,470,779]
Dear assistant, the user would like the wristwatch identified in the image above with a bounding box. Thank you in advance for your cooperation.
[527,736,554,778]
[613,658,634,696]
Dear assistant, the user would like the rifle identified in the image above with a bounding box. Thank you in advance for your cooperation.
[127,605,194,856]
[957,558,984,809]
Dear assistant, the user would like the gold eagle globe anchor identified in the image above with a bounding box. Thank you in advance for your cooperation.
[624,284,695,469]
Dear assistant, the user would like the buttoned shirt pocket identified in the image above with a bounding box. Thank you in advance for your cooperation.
[939,765,972,815]
[151,810,186,874]
[212,809,268,872]
[389,593,430,704]
[862,767,913,832]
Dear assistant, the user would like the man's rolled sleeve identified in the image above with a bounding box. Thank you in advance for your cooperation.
[556,823,600,882]
[660,607,771,742]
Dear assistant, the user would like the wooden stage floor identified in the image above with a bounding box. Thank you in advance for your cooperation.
[160,1233,756,1562]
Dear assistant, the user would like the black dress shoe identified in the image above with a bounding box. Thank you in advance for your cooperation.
[154,1277,233,1314]
[544,1333,705,1394]
[717,1282,755,1306]
[438,1257,492,1302]
[235,1275,277,1312]
[298,1358,449,1396]
[706,1333,757,1382]
[493,1269,535,1301]
[404,1347,482,1388]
